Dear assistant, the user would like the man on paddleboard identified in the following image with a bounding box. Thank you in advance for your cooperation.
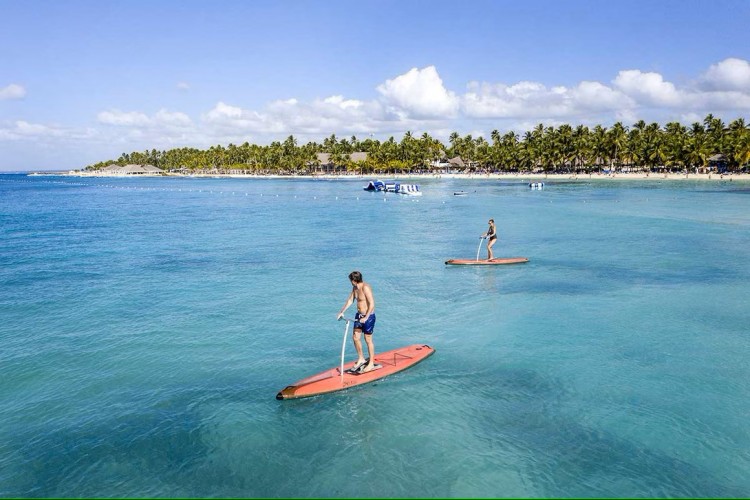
[336,271,377,373]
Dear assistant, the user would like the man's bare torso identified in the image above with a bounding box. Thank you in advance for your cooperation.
[354,283,372,314]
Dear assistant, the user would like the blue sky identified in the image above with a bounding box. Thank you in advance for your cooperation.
[1,0,749,170]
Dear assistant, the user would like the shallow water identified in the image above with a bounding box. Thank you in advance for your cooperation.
[1,174,749,497]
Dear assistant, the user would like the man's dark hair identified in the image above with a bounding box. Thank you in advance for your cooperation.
[349,271,363,283]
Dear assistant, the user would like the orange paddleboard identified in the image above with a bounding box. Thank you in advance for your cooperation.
[276,344,435,400]
[445,257,529,265]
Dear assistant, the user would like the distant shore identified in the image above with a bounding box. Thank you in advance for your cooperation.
[33,171,750,182]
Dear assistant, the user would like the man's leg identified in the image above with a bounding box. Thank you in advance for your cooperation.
[352,329,366,366]
[360,333,376,372]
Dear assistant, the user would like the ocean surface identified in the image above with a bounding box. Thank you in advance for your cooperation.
[1,173,749,498]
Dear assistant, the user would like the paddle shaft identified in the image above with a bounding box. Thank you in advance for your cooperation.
[476,237,484,261]
[340,319,351,385]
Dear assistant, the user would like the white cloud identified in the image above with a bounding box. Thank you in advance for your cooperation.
[177,82,190,91]
[201,94,411,139]
[98,109,192,128]
[0,83,26,100]
[13,58,748,161]
[81,58,750,153]
[154,109,192,127]
[700,58,750,91]
[461,79,634,119]
[569,81,635,111]
[321,95,361,110]
[462,81,567,118]
[16,121,51,135]
[98,110,151,126]
[203,101,273,134]
[0,120,90,141]
[613,70,683,107]
[377,66,459,118]
[205,101,243,121]
[462,60,750,125]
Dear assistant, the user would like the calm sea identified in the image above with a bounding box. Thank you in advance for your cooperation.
[1,173,749,497]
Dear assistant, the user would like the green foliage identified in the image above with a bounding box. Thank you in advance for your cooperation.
[84,114,750,173]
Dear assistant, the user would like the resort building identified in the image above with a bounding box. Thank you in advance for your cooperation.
[96,164,166,175]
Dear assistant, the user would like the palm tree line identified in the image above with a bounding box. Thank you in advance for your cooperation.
[86,114,750,174]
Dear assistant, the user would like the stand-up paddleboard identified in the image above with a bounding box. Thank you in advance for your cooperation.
[276,344,435,400]
[445,257,529,265]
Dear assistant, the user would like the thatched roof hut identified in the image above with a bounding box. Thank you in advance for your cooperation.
[141,164,164,173]
[120,164,147,174]
[448,156,465,168]
[95,163,163,175]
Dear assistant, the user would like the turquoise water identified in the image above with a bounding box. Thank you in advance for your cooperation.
[1,174,749,497]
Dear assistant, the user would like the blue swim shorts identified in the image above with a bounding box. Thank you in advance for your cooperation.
[354,312,376,334]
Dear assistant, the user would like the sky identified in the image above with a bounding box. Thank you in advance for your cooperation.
[1,0,749,171]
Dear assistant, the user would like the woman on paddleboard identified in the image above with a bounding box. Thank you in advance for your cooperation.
[336,271,377,373]
[482,219,497,260]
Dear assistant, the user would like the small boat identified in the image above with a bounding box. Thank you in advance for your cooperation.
[384,182,399,193]
[367,181,422,196]
[529,182,544,189]
[453,191,468,196]
[364,180,386,191]
[397,183,422,196]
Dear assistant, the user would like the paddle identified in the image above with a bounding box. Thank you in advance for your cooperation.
[338,317,356,384]
[476,236,485,261]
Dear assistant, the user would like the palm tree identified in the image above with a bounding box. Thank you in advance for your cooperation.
[726,118,750,170]
[663,122,689,171]
[607,122,628,170]
[686,123,710,170]
[571,125,591,172]
[591,125,609,172]
[449,134,465,165]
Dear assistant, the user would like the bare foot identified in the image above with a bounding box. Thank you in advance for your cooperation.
[359,363,376,373]
[348,359,366,373]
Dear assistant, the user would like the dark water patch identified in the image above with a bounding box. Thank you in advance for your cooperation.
[474,365,747,497]
[0,377,270,497]
[5,402,207,496]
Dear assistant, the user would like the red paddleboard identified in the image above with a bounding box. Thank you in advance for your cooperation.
[445,257,529,265]
[276,344,435,400]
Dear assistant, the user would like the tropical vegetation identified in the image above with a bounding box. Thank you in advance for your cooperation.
[85,114,750,175]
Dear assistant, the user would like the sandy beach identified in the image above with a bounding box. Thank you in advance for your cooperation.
[59,170,750,182]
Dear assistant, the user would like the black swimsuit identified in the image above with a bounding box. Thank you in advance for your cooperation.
[488,225,497,241]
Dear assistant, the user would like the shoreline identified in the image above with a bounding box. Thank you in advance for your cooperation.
[31,171,750,182]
